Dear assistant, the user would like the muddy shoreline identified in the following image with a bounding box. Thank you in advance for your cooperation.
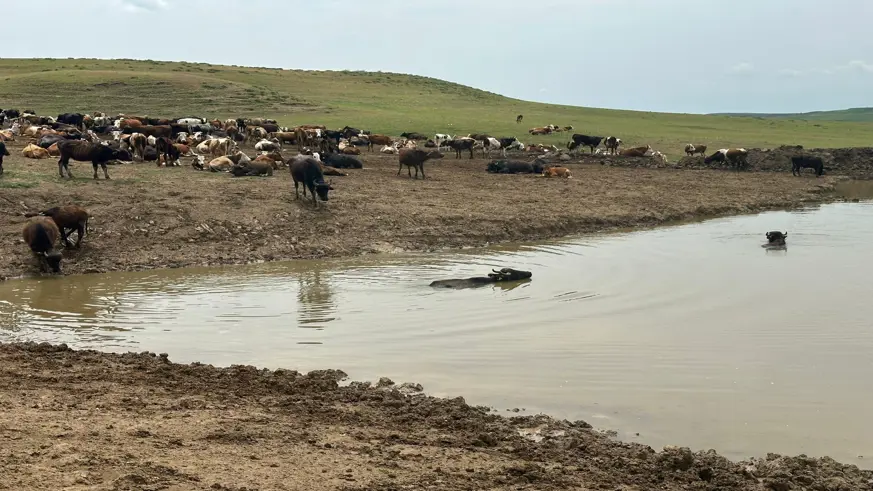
[0,342,869,490]
[0,138,849,281]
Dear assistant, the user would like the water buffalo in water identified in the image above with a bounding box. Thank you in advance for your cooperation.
[429,268,532,289]
[762,231,788,249]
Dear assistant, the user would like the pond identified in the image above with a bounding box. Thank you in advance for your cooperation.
[2,201,871,466]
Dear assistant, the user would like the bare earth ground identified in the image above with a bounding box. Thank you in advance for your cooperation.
[0,139,841,280]
[1,342,871,491]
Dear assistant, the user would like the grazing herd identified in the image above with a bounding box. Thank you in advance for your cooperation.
[0,107,830,276]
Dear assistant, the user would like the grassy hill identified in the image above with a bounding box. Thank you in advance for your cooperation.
[713,107,873,123]
[2,58,872,158]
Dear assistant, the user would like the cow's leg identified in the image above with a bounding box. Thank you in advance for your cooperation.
[92,162,99,179]
[60,227,72,248]
[397,161,403,175]
[468,147,474,159]
[294,181,300,200]
[419,164,425,180]
[75,222,85,248]
[102,162,110,179]
[58,158,65,177]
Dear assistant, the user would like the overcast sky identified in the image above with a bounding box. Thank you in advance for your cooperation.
[3,0,872,114]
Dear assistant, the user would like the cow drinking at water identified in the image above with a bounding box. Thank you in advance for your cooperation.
[791,155,824,177]
[290,156,334,208]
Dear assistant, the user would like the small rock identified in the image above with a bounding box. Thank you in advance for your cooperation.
[376,377,395,388]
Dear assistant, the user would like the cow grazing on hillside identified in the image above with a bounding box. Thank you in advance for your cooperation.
[704,148,749,170]
[57,140,123,179]
[516,114,523,124]
[398,149,443,179]
[684,143,708,156]
[0,141,9,175]
[568,134,604,153]
[290,156,334,208]
[604,136,622,155]
[444,138,476,159]
[791,155,824,177]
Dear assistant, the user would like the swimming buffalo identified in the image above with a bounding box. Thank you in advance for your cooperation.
[429,268,532,289]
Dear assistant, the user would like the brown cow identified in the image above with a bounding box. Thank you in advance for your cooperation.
[137,125,172,138]
[341,146,361,155]
[543,166,572,178]
[367,134,393,152]
[119,118,143,130]
[47,142,61,156]
[22,144,51,159]
[619,145,651,157]
[528,127,552,135]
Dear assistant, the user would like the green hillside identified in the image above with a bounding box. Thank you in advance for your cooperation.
[713,107,873,123]
[1,58,871,158]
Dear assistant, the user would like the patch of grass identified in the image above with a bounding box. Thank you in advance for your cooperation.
[0,58,872,159]
[0,180,38,189]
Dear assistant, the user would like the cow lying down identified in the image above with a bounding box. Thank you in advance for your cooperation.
[486,160,545,174]
[429,268,532,289]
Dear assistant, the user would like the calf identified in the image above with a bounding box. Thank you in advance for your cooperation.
[129,133,147,161]
[444,138,476,159]
[398,149,443,179]
[28,205,90,248]
[604,136,621,155]
[57,140,124,179]
[22,217,63,274]
[791,155,824,177]
[0,141,9,175]
[685,143,707,156]
[704,148,748,170]
[568,134,604,153]
[155,137,181,166]
[543,166,572,178]
[290,155,334,207]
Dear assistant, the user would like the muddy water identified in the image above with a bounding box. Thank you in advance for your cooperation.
[2,201,872,466]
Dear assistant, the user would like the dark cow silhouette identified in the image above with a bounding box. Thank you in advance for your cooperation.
[322,153,363,169]
[516,114,523,124]
[57,140,123,179]
[290,156,334,208]
[568,134,604,153]
[791,155,824,177]
[444,138,476,159]
[22,217,63,274]
[398,149,443,179]
[430,268,532,289]
[0,141,9,175]
[486,160,545,174]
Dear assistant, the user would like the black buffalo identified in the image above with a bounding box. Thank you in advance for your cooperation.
[38,134,68,149]
[486,159,545,174]
[568,134,603,153]
[400,132,427,141]
[57,113,85,129]
[791,155,824,177]
[57,140,124,179]
[430,268,532,289]
[290,156,334,208]
[322,153,363,169]
[340,126,364,139]
[0,141,10,175]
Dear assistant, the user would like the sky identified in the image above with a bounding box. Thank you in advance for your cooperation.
[2,0,872,114]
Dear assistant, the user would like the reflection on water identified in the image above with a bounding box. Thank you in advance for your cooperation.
[1,202,873,467]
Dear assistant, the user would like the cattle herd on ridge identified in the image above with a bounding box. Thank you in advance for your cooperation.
[0,108,827,275]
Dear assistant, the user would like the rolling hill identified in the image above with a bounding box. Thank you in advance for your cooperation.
[712,107,873,123]
[1,58,871,158]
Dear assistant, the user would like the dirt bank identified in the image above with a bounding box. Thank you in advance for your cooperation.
[0,342,869,490]
[0,139,844,280]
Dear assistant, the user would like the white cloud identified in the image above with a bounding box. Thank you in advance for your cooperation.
[727,62,754,74]
[778,68,803,77]
[118,0,168,12]
[842,60,873,73]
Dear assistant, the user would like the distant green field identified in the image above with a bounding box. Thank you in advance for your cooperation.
[712,107,873,123]
[2,58,872,159]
